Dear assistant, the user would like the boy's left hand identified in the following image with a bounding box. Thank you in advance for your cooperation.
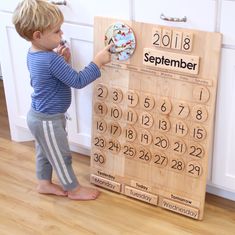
[56,44,71,63]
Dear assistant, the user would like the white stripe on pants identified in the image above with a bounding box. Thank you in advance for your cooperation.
[43,121,72,185]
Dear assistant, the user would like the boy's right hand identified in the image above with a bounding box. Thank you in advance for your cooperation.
[93,44,114,68]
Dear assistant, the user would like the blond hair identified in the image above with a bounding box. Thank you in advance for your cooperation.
[12,0,64,41]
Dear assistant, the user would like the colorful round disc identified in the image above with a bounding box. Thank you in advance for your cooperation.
[105,22,136,61]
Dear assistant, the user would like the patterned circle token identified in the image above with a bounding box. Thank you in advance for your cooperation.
[105,22,136,61]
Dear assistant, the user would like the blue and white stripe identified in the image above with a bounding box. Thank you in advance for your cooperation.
[27,50,101,115]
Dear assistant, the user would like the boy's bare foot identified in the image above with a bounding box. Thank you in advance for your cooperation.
[68,186,100,200]
[37,180,67,196]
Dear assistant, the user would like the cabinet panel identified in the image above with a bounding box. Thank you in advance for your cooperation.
[62,0,131,25]
[134,0,216,31]
[0,12,33,141]
[212,48,235,192]
[61,23,94,149]
[220,0,235,46]
[0,0,132,25]
[0,1,18,12]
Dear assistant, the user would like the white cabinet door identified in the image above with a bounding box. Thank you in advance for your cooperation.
[0,1,18,11]
[0,11,33,141]
[61,23,94,153]
[62,0,132,25]
[134,0,216,31]
[220,0,235,46]
[212,48,235,192]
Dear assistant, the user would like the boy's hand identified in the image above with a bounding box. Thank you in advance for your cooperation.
[56,44,71,63]
[93,44,113,68]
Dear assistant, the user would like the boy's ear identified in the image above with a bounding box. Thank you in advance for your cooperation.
[32,31,42,40]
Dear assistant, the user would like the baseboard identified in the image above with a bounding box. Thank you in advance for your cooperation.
[69,142,91,156]
[206,183,235,201]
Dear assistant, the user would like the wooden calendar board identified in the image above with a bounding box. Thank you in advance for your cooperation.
[90,17,222,220]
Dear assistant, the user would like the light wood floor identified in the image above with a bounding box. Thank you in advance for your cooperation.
[0,80,235,235]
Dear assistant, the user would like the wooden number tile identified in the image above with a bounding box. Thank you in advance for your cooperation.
[153,134,169,150]
[191,105,208,122]
[124,125,137,142]
[90,174,121,193]
[151,151,168,168]
[108,122,122,137]
[124,108,138,124]
[138,129,153,146]
[188,142,204,159]
[193,86,210,103]
[126,90,139,107]
[92,151,106,166]
[190,124,207,141]
[172,120,188,137]
[161,28,172,48]
[140,94,155,110]
[157,97,172,115]
[186,161,203,178]
[182,33,193,52]
[122,143,136,159]
[93,136,106,149]
[155,116,171,133]
[171,31,182,50]
[172,101,189,119]
[152,27,162,47]
[136,146,152,164]
[169,157,185,173]
[94,102,108,117]
[171,138,187,155]
[94,83,108,100]
[139,111,154,129]
[110,87,123,103]
[109,105,122,120]
[124,185,158,205]
[94,118,107,134]
[107,139,121,154]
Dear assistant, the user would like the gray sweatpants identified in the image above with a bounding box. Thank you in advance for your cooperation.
[27,108,79,191]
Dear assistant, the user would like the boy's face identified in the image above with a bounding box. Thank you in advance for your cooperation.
[33,22,63,51]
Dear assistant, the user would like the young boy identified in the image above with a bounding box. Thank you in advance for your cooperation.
[12,0,112,200]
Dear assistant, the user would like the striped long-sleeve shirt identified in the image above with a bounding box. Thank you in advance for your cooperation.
[27,50,101,114]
